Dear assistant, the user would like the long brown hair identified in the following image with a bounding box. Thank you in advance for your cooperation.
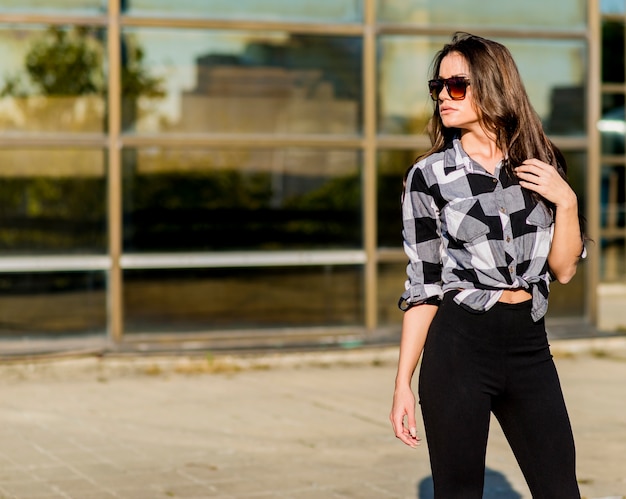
[419,32,567,183]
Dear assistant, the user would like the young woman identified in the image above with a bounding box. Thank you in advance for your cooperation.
[389,33,585,498]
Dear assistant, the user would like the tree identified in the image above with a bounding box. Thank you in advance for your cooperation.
[1,26,164,100]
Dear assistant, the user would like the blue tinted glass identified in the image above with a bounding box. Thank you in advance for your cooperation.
[601,0,626,15]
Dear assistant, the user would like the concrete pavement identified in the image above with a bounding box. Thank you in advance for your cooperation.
[0,338,625,499]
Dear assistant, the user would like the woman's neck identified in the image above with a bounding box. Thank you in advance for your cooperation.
[460,129,503,175]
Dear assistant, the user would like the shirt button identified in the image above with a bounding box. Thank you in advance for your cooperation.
[509,266,514,274]
[500,207,507,214]
[506,236,511,243]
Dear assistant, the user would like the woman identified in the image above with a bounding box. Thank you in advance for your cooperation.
[389,33,585,498]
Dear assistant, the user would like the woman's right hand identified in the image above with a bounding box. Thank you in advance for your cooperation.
[390,384,421,448]
[390,303,437,448]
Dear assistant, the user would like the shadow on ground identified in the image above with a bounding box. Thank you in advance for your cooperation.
[418,467,523,498]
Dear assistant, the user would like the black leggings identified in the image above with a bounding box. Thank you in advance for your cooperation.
[418,292,580,498]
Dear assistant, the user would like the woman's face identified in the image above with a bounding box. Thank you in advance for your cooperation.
[436,52,480,132]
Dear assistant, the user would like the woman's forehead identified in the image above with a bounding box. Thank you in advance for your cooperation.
[439,52,470,77]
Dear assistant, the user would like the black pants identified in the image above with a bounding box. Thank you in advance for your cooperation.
[418,292,580,498]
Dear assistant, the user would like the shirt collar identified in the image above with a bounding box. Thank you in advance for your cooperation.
[445,137,503,177]
[443,138,473,174]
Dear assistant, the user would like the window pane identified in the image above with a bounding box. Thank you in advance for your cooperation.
[378,262,405,328]
[0,271,106,337]
[121,28,362,134]
[377,0,585,29]
[378,36,433,135]
[600,238,626,282]
[601,164,625,233]
[601,0,626,15]
[0,0,104,15]
[0,149,107,254]
[378,36,586,136]
[124,0,362,22]
[600,98,625,155]
[601,163,626,282]
[124,266,364,334]
[602,21,625,83]
[548,266,586,318]
[123,148,362,252]
[0,26,106,134]
[547,151,587,318]
[598,277,626,332]
[377,149,423,248]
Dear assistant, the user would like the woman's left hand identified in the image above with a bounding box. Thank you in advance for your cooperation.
[516,158,583,283]
[514,159,577,209]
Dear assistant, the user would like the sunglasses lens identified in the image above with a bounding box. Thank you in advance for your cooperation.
[428,77,469,100]
[428,80,444,101]
[447,78,468,99]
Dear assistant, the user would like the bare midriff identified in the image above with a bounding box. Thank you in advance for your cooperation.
[498,289,532,304]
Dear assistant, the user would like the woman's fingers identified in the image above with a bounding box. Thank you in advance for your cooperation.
[515,159,573,206]
[390,393,421,448]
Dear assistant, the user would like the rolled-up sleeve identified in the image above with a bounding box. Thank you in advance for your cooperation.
[398,164,443,311]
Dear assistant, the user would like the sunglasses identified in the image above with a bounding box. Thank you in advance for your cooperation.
[428,76,471,101]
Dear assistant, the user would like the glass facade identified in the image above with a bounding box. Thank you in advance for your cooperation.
[0,26,107,134]
[124,266,364,334]
[125,1,364,23]
[0,271,106,336]
[0,0,616,354]
[0,149,107,254]
[599,1,626,331]
[122,148,363,252]
[0,1,104,16]
[377,0,586,29]
[121,29,363,135]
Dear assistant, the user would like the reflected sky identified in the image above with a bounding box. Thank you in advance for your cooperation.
[601,0,626,14]
[127,29,270,124]
[126,0,363,22]
[0,0,105,14]
[379,0,585,28]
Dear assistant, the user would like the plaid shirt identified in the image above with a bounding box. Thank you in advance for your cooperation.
[399,138,555,321]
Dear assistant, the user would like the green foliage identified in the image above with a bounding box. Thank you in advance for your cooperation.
[1,27,103,97]
[283,173,360,211]
[26,27,103,96]
[127,171,272,211]
[0,177,106,252]
[121,42,165,99]
[0,26,164,99]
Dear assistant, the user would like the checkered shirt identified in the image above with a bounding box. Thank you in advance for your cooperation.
[399,138,555,321]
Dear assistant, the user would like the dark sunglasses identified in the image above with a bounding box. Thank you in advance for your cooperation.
[428,76,471,101]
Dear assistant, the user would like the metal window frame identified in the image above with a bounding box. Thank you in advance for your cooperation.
[0,0,600,347]
[589,0,601,326]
